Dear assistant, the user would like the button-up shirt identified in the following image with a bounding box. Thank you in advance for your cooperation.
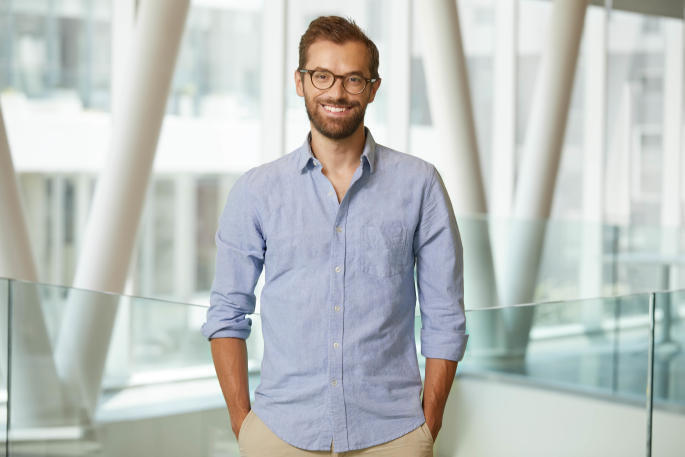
[202,128,468,452]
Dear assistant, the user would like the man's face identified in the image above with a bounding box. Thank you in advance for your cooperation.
[295,40,380,140]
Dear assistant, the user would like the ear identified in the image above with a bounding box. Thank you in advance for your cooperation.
[367,78,381,103]
[295,69,305,97]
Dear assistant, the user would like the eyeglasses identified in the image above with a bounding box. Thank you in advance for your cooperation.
[299,69,378,95]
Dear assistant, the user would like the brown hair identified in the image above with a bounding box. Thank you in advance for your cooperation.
[298,16,380,79]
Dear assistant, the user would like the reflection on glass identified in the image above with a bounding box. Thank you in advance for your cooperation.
[653,291,685,409]
[462,294,652,403]
[7,279,232,456]
[3,277,683,456]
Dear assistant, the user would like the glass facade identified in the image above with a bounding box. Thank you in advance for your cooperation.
[2,0,683,306]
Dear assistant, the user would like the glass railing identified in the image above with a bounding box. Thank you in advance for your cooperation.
[653,290,685,410]
[4,279,226,456]
[455,294,654,456]
[1,278,682,456]
[0,278,7,457]
[462,293,652,400]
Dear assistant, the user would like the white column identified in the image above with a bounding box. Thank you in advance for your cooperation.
[660,19,683,289]
[580,5,608,301]
[416,0,505,363]
[111,0,137,125]
[49,175,65,285]
[74,174,93,251]
[260,0,287,161]
[502,0,589,349]
[582,7,607,225]
[20,174,48,280]
[605,84,634,226]
[54,0,190,417]
[489,0,519,337]
[491,0,518,218]
[140,185,156,298]
[0,104,39,283]
[662,20,683,229]
[174,174,196,301]
[512,0,589,221]
[579,5,609,388]
[415,0,486,212]
[385,0,411,152]
[0,103,66,427]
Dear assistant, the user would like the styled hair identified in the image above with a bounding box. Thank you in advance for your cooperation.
[298,16,380,79]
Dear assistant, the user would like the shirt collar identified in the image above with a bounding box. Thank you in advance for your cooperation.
[296,127,376,174]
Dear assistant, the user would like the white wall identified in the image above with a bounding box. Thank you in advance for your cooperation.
[6,374,684,456]
[437,374,684,457]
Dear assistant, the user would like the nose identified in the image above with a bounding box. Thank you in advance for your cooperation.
[328,76,345,98]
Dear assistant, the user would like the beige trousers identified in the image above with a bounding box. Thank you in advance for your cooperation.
[238,410,434,457]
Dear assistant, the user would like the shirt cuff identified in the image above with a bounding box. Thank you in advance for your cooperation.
[201,322,252,341]
[420,331,469,361]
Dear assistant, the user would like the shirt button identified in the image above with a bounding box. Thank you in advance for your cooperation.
[333,342,339,349]
[334,305,341,312]
[335,266,342,273]
[335,226,343,232]
[331,379,338,386]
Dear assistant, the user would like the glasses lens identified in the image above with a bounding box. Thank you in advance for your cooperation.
[343,75,366,94]
[311,70,334,89]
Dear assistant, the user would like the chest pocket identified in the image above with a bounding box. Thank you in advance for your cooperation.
[360,221,412,278]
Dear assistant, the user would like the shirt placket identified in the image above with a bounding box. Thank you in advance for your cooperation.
[312,157,366,452]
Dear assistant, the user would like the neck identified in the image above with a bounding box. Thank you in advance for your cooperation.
[309,124,366,175]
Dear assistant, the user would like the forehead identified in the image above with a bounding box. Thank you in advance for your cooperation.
[305,40,370,75]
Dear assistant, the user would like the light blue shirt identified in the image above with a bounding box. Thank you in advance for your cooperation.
[202,128,468,452]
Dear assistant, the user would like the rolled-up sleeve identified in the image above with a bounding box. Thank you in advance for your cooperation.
[201,170,265,340]
[414,166,468,361]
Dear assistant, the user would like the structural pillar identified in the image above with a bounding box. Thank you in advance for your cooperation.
[416,0,505,364]
[491,0,518,219]
[660,19,683,287]
[579,3,610,388]
[580,4,608,301]
[502,0,590,351]
[0,102,67,426]
[54,0,190,417]
[386,0,411,152]
[260,0,287,161]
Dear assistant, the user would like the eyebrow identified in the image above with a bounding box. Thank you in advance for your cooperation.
[312,66,367,77]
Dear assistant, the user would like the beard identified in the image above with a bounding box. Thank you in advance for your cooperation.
[304,94,368,140]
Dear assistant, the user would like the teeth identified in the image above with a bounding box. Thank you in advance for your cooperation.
[323,105,347,113]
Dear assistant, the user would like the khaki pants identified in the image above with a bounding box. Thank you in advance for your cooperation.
[238,410,434,457]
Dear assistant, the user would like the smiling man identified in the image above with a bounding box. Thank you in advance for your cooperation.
[203,16,468,457]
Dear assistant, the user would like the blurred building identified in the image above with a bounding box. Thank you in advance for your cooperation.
[0,0,684,456]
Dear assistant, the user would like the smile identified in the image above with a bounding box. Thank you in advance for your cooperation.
[322,104,351,113]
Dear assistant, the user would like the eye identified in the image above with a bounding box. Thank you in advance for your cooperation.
[347,76,363,84]
[313,71,332,81]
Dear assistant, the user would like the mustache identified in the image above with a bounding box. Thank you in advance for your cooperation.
[318,98,360,108]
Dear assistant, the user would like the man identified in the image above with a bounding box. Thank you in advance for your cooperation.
[202,16,468,456]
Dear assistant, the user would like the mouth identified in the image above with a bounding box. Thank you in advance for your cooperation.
[321,103,352,114]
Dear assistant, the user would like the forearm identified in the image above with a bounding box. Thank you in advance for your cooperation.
[422,357,458,434]
[210,337,251,435]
